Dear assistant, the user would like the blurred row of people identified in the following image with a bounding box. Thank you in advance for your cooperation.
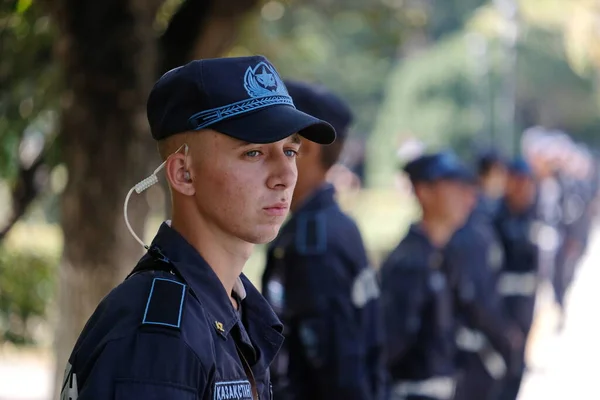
[261,78,600,400]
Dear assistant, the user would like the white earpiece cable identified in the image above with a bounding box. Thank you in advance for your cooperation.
[123,144,188,249]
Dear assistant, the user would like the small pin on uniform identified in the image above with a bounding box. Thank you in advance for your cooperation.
[274,247,285,259]
[215,321,224,332]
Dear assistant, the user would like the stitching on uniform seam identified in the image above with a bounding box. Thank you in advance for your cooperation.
[114,378,196,392]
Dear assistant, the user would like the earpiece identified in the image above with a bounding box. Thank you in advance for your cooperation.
[184,171,191,182]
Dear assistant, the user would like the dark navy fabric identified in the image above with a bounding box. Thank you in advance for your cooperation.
[283,80,353,140]
[146,55,335,144]
[61,222,284,400]
[403,152,475,184]
[262,184,384,400]
[449,198,521,400]
[494,201,539,333]
[493,200,540,400]
[381,221,518,395]
[380,225,457,383]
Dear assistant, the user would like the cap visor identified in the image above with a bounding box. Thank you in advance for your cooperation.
[209,104,336,145]
[436,170,476,184]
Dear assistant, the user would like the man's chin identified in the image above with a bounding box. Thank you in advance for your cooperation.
[244,224,283,245]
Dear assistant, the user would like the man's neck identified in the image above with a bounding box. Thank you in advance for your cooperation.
[480,179,501,200]
[420,215,456,248]
[170,211,252,304]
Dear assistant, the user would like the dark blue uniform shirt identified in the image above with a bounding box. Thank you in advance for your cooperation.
[61,222,284,400]
[449,200,518,380]
[494,200,539,335]
[380,225,457,382]
[382,221,515,384]
[262,184,384,400]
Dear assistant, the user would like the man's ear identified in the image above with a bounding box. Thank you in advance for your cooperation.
[165,152,195,196]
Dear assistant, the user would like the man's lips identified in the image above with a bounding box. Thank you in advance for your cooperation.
[263,203,289,216]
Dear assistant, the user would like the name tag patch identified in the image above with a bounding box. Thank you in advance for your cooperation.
[214,380,252,400]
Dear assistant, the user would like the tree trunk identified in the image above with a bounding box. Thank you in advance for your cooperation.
[50,0,159,396]
[49,0,259,398]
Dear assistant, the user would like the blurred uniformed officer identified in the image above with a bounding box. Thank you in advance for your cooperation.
[262,80,384,400]
[526,137,562,282]
[451,152,524,400]
[59,56,337,399]
[380,151,517,400]
[553,145,596,329]
[494,158,540,400]
[474,150,508,218]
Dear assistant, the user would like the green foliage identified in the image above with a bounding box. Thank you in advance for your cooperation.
[367,6,600,188]
[515,26,599,142]
[428,0,489,39]
[0,245,58,345]
[234,0,407,136]
[0,1,60,182]
[367,32,496,187]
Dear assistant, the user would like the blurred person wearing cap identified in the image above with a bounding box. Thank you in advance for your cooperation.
[553,144,597,330]
[380,151,509,400]
[261,80,384,400]
[59,56,337,400]
[524,135,562,284]
[475,151,508,218]
[450,151,524,400]
[493,158,539,400]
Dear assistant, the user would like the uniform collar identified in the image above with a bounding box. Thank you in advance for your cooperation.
[409,222,447,251]
[270,183,337,247]
[408,223,430,243]
[148,222,283,361]
[477,194,499,217]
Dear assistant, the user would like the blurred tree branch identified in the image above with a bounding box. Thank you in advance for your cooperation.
[159,0,259,73]
[0,154,46,241]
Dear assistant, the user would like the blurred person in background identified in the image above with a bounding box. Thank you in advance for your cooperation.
[493,158,540,400]
[380,151,512,400]
[475,150,508,218]
[552,139,582,330]
[524,133,562,283]
[451,151,524,400]
[553,144,597,330]
[262,80,385,400]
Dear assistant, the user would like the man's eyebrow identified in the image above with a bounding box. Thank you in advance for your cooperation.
[234,140,253,148]
[288,134,302,144]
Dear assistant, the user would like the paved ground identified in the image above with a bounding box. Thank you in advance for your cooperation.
[518,229,600,400]
[1,230,599,400]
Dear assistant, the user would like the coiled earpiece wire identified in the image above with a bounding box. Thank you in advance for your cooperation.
[124,143,188,248]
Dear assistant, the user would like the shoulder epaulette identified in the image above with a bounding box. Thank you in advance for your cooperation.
[295,211,327,255]
[142,277,186,329]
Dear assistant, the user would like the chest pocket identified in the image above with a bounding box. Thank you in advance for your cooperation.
[212,341,258,400]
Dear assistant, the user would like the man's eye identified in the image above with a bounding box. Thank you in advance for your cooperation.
[246,150,261,157]
[285,149,298,157]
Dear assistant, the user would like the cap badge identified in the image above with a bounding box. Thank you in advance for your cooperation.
[244,61,288,98]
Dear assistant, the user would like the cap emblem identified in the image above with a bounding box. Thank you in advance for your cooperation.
[244,61,288,98]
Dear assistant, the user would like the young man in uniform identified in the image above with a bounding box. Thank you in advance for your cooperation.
[261,80,384,400]
[381,152,519,400]
[494,158,540,400]
[59,56,335,400]
[476,150,508,217]
[451,152,524,400]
